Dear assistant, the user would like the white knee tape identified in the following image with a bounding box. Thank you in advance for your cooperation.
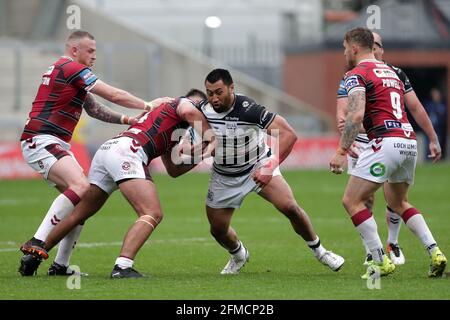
[135,214,159,230]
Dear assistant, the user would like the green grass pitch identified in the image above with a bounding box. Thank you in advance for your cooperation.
[0,163,449,299]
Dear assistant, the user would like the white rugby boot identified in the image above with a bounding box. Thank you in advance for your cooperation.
[316,250,345,272]
[221,242,250,275]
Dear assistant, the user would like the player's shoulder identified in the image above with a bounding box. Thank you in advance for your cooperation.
[58,58,90,75]
[345,67,363,79]
[385,61,400,72]
[349,61,372,74]
[178,96,205,112]
[235,94,256,109]
[385,62,408,78]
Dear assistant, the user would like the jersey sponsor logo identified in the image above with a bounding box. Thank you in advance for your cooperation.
[394,141,417,156]
[79,69,97,85]
[242,101,249,108]
[373,68,400,80]
[369,162,386,177]
[344,76,359,92]
[401,123,413,132]
[384,120,401,129]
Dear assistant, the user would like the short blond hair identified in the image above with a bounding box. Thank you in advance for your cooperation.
[67,30,94,43]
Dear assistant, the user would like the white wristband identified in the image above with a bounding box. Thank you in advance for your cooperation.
[120,115,129,124]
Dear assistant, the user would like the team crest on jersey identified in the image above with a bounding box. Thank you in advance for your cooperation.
[242,101,249,108]
[122,161,131,170]
[344,76,359,91]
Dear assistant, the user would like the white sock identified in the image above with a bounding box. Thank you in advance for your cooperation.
[352,209,384,263]
[230,240,246,260]
[360,234,371,255]
[306,237,326,257]
[54,224,83,266]
[34,192,77,241]
[403,208,437,255]
[115,256,134,269]
[386,206,402,244]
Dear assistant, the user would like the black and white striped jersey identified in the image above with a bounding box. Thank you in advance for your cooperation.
[199,94,276,176]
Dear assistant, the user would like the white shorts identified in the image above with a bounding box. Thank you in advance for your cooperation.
[206,161,282,209]
[347,140,370,174]
[88,137,150,194]
[351,137,417,185]
[21,134,80,186]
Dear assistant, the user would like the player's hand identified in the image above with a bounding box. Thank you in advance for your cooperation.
[428,140,442,163]
[146,97,174,111]
[348,142,360,159]
[201,139,216,159]
[329,148,347,174]
[126,111,147,125]
[253,158,277,188]
[253,167,273,189]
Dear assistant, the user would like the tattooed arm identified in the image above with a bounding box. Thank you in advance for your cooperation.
[83,93,132,124]
[338,91,366,153]
[330,90,366,174]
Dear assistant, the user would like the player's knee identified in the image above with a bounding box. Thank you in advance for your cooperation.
[140,210,163,224]
[70,179,90,197]
[387,201,409,216]
[135,213,162,230]
[210,223,227,237]
[279,201,301,219]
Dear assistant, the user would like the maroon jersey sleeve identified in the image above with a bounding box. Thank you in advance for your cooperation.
[344,66,367,96]
[66,64,98,91]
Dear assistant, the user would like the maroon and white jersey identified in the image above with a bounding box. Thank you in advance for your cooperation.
[344,59,415,140]
[21,56,98,143]
[118,97,191,164]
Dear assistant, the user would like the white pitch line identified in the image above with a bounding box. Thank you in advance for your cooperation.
[0,237,210,253]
